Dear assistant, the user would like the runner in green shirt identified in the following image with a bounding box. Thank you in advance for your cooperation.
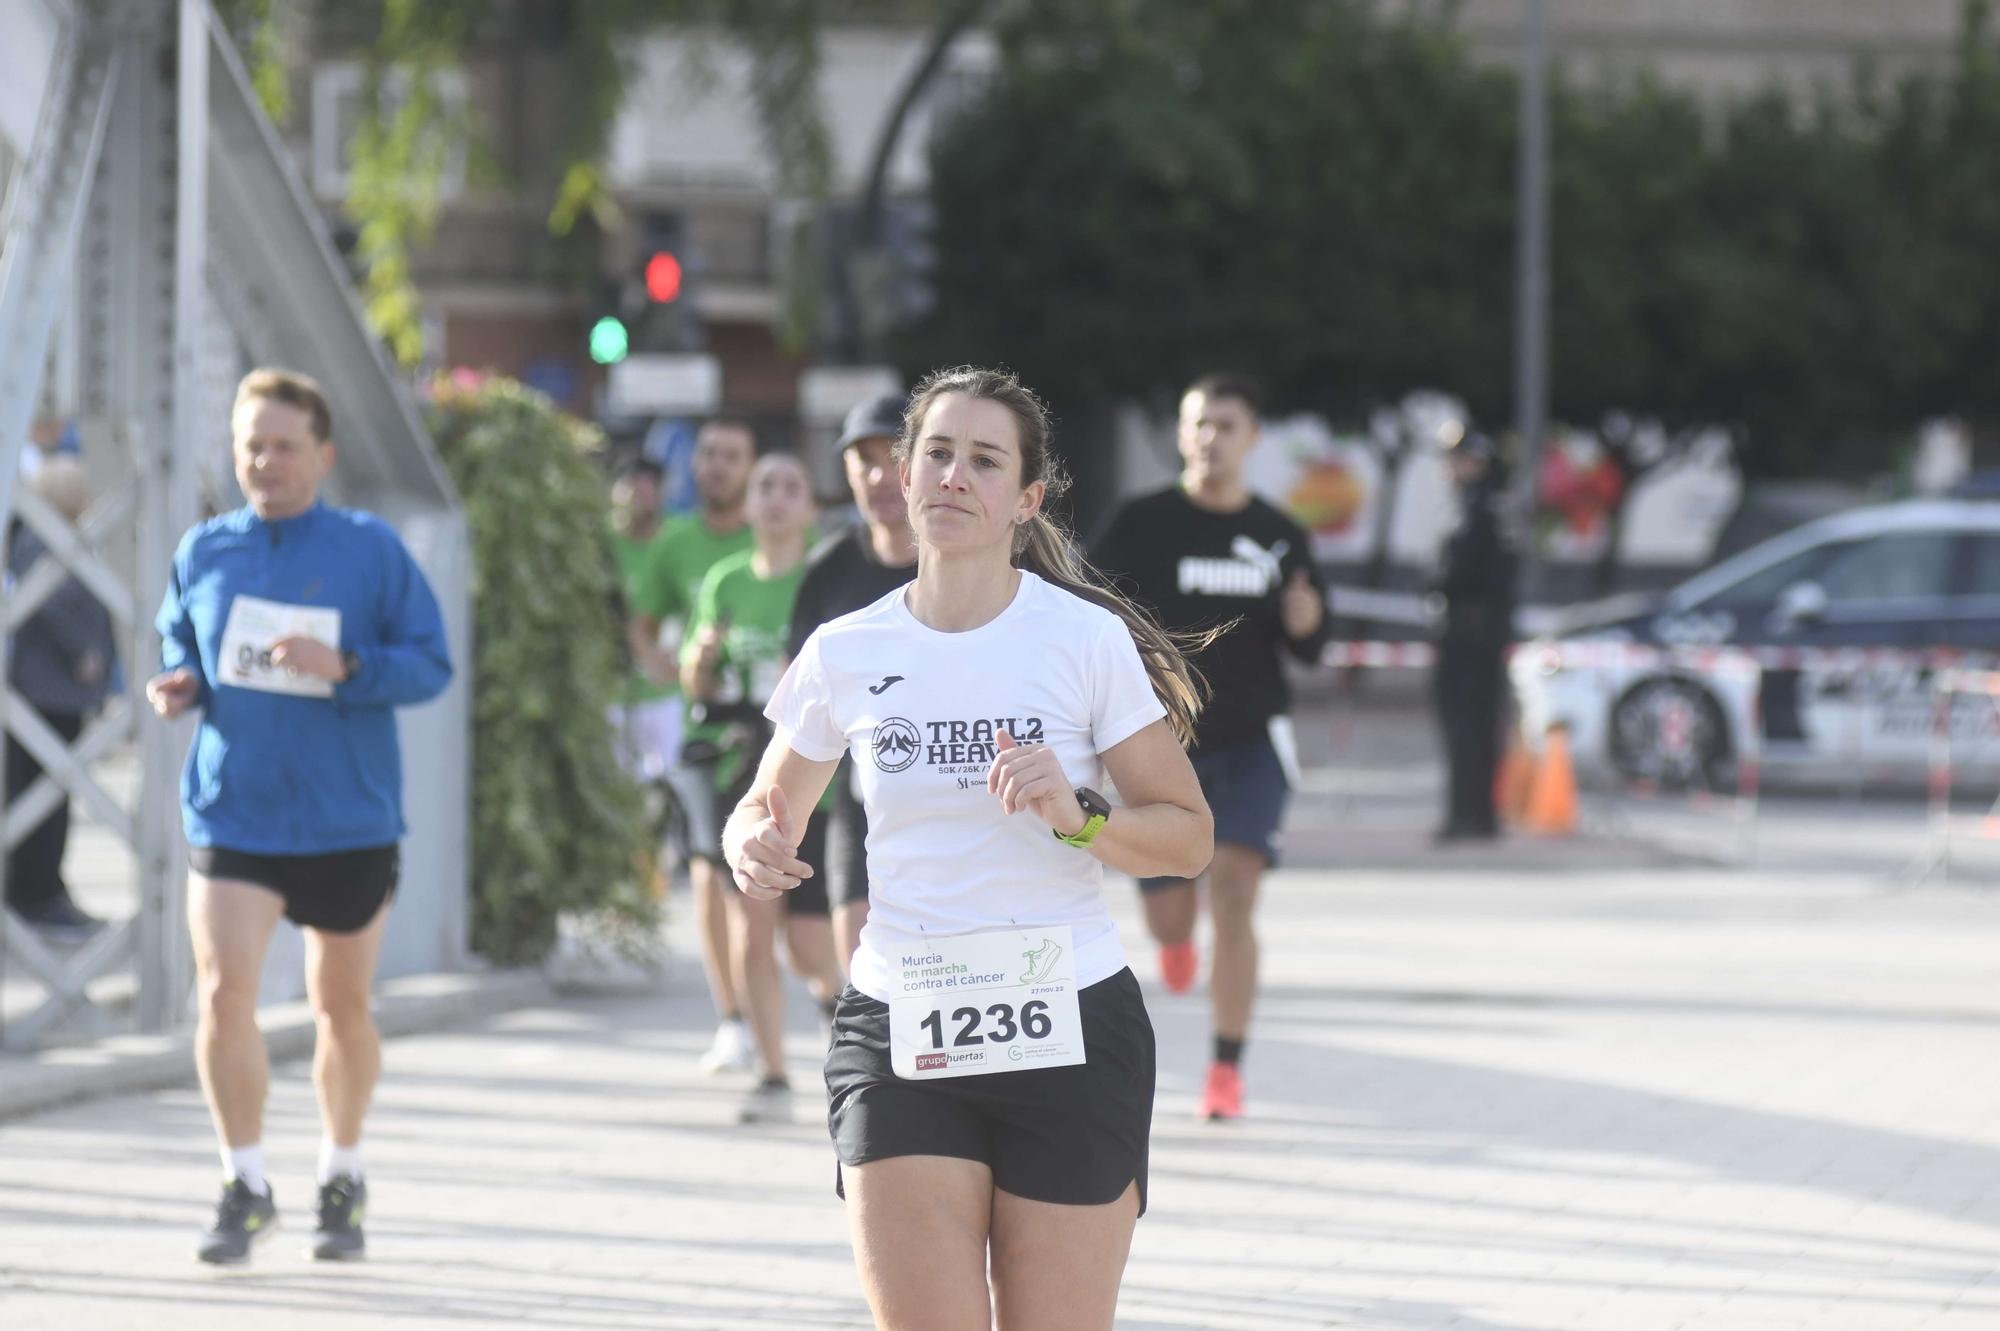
[682,450,840,1123]
[630,419,757,1074]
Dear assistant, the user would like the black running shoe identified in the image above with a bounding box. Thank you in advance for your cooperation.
[310,1175,367,1261]
[195,1178,277,1264]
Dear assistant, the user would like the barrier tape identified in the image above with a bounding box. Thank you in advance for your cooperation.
[1321,638,1995,674]
[1321,641,1437,669]
[1917,669,2000,885]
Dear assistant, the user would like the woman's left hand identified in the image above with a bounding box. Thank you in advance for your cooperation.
[987,731,1086,837]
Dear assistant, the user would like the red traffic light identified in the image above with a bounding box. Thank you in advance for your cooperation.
[644,251,683,303]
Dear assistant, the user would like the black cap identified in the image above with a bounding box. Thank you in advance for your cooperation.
[836,392,908,451]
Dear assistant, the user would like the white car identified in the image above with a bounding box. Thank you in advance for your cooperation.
[1511,499,2000,789]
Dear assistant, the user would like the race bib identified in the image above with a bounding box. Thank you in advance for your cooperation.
[218,595,342,698]
[888,926,1084,1079]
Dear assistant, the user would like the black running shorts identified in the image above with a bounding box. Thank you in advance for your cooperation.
[710,774,831,917]
[189,844,399,934]
[824,775,869,909]
[824,967,1155,1213]
[1141,737,1290,890]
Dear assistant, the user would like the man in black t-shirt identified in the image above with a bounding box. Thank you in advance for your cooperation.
[787,391,916,972]
[1090,373,1331,1122]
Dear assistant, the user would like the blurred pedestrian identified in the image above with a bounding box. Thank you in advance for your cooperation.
[4,457,117,940]
[785,391,916,973]
[681,451,841,1123]
[1090,373,1330,1122]
[1429,430,1517,842]
[726,365,1211,1329]
[16,414,65,480]
[629,418,758,1073]
[149,368,452,1264]
[606,456,683,798]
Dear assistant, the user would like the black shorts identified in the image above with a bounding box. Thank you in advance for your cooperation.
[1140,737,1291,891]
[824,771,869,909]
[825,967,1155,1214]
[705,779,831,917]
[189,844,399,934]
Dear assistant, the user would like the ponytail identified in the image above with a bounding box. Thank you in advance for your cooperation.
[1014,511,1214,748]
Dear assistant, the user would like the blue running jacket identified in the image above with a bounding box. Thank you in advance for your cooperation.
[156,502,453,854]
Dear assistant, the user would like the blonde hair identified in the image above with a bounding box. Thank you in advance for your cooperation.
[898,365,1213,747]
[235,367,332,441]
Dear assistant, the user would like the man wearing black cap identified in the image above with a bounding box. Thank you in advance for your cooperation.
[1430,430,1517,842]
[785,391,916,968]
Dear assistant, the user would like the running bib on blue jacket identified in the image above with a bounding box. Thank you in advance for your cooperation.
[218,595,341,698]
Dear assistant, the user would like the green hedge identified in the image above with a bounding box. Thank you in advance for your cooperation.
[427,373,654,964]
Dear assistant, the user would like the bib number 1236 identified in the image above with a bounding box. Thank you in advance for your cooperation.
[888,927,1084,1079]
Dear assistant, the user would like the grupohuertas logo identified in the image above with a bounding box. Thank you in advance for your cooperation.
[871,717,922,773]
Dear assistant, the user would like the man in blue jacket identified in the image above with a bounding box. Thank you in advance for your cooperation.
[147,368,452,1265]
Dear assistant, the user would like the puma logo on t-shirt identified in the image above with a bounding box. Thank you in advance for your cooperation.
[1177,537,1287,597]
[868,675,905,695]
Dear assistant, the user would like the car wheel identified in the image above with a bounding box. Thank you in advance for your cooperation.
[1609,676,1733,791]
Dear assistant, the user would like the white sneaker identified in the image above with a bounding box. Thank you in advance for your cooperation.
[737,1077,794,1125]
[699,1020,753,1075]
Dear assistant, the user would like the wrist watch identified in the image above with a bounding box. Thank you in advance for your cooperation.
[1053,787,1112,848]
[340,650,362,682]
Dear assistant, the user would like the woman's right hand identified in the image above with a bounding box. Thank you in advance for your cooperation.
[726,786,815,901]
[146,668,200,718]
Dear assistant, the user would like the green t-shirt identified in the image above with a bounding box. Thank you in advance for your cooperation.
[682,549,809,791]
[628,513,755,712]
[609,522,674,703]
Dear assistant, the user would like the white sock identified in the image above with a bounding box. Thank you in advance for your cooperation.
[318,1136,363,1185]
[224,1143,268,1195]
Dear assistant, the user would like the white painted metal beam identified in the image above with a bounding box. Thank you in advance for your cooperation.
[0,17,119,531]
[198,2,454,508]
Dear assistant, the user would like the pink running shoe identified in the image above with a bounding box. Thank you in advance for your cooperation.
[1199,1061,1244,1121]
[1158,940,1198,995]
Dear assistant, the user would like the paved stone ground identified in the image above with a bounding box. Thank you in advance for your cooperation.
[5,800,2000,1327]
[4,682,1999,1327]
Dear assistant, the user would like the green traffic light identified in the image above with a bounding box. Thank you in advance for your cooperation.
[589,316,630,365]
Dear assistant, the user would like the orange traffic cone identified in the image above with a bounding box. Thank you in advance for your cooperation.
[1522,723,1578,837]
[1494,726,1534,828]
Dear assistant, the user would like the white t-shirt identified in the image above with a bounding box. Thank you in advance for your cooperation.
[767,570,1167,1001]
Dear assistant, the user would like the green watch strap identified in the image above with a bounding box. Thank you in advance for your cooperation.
[1053,812,1108,849]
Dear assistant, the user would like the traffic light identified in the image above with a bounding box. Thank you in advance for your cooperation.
[630,213,701,353]
[589,315,629,365]
[587,213,701,368]
[644,250,682,304]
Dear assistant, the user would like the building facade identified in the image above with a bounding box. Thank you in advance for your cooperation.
[266,1,1966,466]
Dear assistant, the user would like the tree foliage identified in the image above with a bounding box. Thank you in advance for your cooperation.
[218,0,842,365]
[911,0,2000,477]
[426,375,654,965]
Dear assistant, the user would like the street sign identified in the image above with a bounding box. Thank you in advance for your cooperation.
[799,364,901,426]
[607,353,721,415]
